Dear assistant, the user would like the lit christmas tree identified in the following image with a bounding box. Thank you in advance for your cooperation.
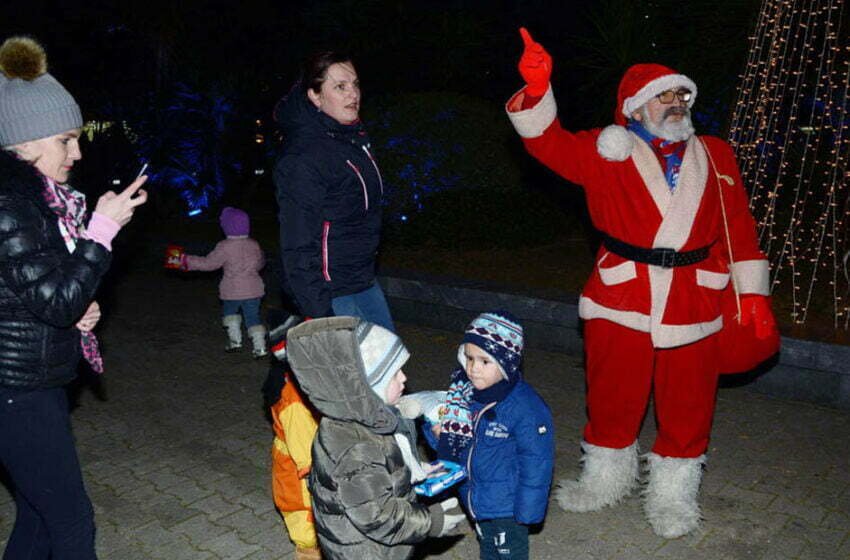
[728,0,850,331]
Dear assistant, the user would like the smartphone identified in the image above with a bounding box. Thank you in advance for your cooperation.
[135,162,149,180]
[110,163,150,186]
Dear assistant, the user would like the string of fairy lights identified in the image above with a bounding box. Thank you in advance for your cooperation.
[728,0,849,329]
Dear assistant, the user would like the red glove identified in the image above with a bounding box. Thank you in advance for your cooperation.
[739,295,777,340]
[518,27,552,97]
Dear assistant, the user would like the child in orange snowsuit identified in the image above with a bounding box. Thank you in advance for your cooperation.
[265,315,321,560]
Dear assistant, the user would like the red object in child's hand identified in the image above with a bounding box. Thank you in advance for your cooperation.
[164,244,185,270]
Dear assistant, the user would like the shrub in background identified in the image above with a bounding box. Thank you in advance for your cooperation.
[364,91,571,248]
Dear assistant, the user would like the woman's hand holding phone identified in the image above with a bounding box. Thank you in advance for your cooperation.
[94,174,148,227]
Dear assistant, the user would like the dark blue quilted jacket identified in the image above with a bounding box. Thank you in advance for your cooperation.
[460,381,554,524]
[273,86,384,317]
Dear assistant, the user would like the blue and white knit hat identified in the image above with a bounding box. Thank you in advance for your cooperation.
[356,320,410,403]
[457,310,524,380]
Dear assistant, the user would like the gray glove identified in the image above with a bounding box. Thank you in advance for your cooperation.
[428,497,467,537]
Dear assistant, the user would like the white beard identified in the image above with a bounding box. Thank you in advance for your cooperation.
[642,108,695,142]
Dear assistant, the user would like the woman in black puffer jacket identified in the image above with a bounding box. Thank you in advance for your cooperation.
[0,37,146,559]
[273,51,395,332]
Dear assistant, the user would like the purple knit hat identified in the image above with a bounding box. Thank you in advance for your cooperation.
[220,207,249,237]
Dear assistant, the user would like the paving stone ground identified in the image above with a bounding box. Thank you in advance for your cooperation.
[1,263,848,559]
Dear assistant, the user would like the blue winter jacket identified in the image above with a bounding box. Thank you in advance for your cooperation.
[459,381,554,524]
[273,85,384,318]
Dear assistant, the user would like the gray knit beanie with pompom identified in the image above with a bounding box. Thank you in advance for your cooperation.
[0,36,82,147]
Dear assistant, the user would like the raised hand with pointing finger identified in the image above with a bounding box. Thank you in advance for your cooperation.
[518,27,552,97]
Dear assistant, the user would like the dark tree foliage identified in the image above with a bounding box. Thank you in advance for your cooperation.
[0,0,761,231]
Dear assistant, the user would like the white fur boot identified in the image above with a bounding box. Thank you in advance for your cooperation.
[248,325,268,358]
[554,441,639,512]
[222,314,242,351]
[643,453,705,539]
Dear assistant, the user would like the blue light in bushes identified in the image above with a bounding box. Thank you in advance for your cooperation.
[380,134,462,223]
[131,83,237,216]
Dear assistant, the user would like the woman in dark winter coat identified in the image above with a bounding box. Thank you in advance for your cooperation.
[285,317,465,559]
[0,37,147,558]
[273,52,395,331]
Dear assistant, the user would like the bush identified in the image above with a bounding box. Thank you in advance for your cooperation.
[363,91,578,248]
[383,184,572,249]
[364,91,523,222]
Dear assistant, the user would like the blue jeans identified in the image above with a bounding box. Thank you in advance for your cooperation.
[222,297,262,328]
[331,282,395,332]
[476,518,529,560]
[0,387,96,559]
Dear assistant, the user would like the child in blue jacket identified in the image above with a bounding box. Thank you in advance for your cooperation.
[436,310,554,560]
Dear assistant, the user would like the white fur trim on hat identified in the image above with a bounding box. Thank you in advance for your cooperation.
[596,125,634,161]
[622,74,697,120]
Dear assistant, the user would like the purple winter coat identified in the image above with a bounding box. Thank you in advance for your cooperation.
[185,237,265,300]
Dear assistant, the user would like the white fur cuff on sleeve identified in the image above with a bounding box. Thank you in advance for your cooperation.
[505,85,557,138]
[731,259,770,295]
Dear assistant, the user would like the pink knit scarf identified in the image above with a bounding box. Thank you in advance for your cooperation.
[40,175,104,374]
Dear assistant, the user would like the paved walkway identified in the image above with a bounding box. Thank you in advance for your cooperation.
[1,264,848,559]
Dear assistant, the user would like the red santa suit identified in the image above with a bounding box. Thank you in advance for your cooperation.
[506,77,769,459]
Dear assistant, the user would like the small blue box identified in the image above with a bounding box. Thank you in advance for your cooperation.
[414,460,467,497]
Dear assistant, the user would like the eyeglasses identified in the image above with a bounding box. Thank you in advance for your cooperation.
[656,88,692,104]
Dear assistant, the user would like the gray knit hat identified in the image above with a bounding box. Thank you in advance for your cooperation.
[0,37,82,147]
[356,321,410,403]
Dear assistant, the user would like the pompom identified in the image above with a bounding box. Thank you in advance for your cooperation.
[596,125,634,162]
[0,37,48,81]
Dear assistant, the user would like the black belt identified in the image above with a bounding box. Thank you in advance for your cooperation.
[601,233,711,268]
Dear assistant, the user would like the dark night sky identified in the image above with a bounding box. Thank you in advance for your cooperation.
[1,1,760,130]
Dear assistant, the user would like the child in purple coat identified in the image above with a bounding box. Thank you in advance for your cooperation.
[183,207,267,357]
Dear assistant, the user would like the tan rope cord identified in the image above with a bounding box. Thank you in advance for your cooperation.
[699,137,743,324]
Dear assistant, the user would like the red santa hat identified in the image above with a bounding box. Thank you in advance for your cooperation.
[616,63,697,125]
[596,63,698,161]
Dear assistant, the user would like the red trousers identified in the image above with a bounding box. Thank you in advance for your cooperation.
[582,319,720,458]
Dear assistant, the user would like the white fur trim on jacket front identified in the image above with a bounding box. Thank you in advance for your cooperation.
[696,269,731,290]
[578,296,651,333]
[596,125,634,161]
[654,314,723,348]
[506,85,557,138]
[579,294,723,349]
[730,259,770,295]
[622,74,698,119]
[631,135,707,247]
[582,137,722,348]
[597,253,638,286]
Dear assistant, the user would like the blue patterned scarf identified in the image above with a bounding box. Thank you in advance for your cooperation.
[628,120,687,192]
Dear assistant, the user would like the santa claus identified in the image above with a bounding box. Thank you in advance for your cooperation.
[505,28,778,538]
